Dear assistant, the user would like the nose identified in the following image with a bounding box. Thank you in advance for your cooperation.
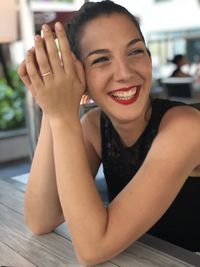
[112,57,133,82]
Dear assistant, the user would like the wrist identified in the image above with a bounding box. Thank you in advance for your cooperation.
[49,115,81,132]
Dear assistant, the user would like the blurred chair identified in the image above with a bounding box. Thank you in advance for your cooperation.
[161,77,195,98]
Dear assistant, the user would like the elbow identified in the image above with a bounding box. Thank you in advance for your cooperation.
[24,210,64,235]
[25,216,54,236]
[77,253,104,266]
[29,226,52,236]
[75,244,111,266]
[26,222,53,236]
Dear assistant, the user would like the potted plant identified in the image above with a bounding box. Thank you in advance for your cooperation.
[0,67,25,130]
[0,67,29,162]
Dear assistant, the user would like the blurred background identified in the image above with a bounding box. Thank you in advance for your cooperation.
[0,0,200,180]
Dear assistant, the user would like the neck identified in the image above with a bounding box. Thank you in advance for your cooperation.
[110,99,152,147]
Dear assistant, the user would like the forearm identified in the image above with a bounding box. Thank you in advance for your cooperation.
[25,115,64,234]
[50,118,108,260]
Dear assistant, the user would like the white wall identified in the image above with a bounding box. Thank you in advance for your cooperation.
[29,0,200,38]
[114,0,200,35]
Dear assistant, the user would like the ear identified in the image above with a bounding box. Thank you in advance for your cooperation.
[81,92,94,104]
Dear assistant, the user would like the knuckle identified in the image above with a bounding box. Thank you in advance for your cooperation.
[61,45,68,53]
[29,71,38,79]
[40,60,48,69]
[18,68,25,78]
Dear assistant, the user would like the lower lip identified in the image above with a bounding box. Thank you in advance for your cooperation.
[110,86,141,105]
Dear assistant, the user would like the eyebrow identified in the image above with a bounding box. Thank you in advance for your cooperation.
[127,38,144,47]
[84,38,144,60]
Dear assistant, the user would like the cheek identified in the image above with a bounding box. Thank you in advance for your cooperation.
[85,73,100,99]
[85,69,106,96]
[136,60,152,91]
[142,60,152,80]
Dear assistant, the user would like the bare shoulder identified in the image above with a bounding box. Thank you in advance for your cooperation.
[155,105,200,174]
[159,105,200,138]
[81,106,101,128]
[81,106,101,137]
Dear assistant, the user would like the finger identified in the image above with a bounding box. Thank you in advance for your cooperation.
[41,24,63,74]
[18,59,31,87]
[18,58,38,97]
[55,22,75,75]
[30,46,48,80]
[34,35,54,83]
[26,49,44,90]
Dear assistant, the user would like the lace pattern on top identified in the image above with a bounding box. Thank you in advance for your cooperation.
[101,98,184,201]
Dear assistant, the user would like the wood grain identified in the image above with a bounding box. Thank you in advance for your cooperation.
[0,240,36,267]
[0,179,197,266]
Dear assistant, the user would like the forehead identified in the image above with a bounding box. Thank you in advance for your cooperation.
[79,13,142,57]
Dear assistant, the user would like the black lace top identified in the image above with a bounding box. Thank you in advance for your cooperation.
[100,98,200,251]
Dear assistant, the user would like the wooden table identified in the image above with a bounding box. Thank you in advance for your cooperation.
[0,178,199,267]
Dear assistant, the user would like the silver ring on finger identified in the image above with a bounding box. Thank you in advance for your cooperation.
[41,71,52,77]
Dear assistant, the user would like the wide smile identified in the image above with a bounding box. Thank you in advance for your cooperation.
[108,86,141,105]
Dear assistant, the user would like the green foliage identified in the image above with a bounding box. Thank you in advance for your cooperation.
[0,67,26,130]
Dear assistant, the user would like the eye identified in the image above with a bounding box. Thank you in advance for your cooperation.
[128,48,145,56]
[91,56,110,65]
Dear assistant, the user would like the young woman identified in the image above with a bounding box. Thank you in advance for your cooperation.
[18,1,200,265]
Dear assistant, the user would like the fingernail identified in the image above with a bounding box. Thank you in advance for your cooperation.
[42,24,49,31]
[55,22,63,31]
[41,29,44,38]
[34,35,41,42]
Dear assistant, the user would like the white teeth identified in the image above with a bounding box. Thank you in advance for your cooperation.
[112,87,137,100]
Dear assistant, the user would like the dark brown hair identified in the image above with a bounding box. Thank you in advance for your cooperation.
[66,0,147,60]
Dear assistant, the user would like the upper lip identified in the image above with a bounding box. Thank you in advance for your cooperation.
[109,85,139,94]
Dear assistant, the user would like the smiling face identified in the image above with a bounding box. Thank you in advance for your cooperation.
[80,13,152,123]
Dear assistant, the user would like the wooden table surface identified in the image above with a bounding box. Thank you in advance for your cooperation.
[0,178,199,267]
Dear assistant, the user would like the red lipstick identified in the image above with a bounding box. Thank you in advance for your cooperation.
[109,86,141,105]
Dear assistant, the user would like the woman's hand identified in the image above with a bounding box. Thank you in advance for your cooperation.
[18,22,85,122]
